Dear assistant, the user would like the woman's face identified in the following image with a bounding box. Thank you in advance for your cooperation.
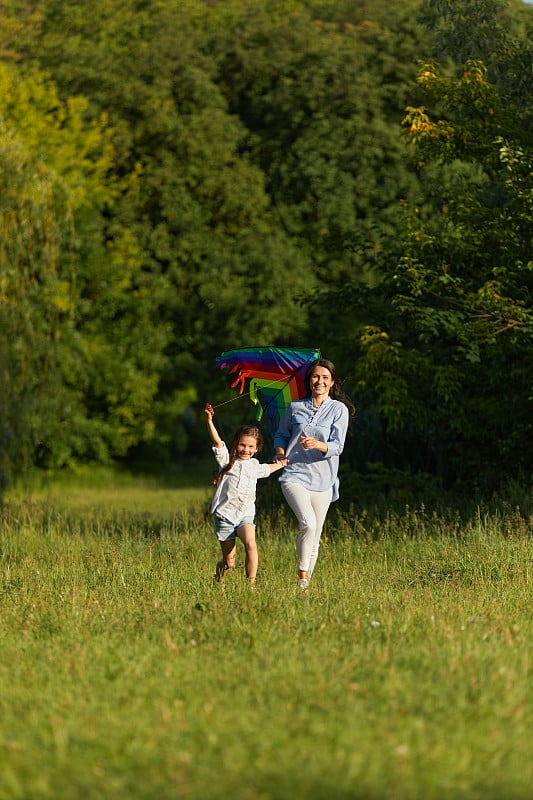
[309,366,334,400]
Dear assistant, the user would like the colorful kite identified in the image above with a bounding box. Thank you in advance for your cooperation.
[214,346,321,435]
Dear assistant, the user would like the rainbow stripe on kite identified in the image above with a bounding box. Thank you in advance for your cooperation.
[215,346,321,435]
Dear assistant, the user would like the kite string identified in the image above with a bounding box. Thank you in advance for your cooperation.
[209,392,251,410]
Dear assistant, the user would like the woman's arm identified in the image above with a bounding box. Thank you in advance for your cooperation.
[300,403,349,457]
[299,435,328,454]
[273,405,292,459]
[322,403,349,457]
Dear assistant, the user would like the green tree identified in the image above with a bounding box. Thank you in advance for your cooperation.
[338,52,532,488]
[12,0,313,465]
[205,0,428,284]
[0,62,167,484]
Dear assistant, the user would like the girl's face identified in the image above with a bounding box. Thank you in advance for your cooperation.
[309,366,334,399]
[236,435,259,460]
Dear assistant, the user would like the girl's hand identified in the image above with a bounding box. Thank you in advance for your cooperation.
[204,403,214,419]
[300,434,318,450]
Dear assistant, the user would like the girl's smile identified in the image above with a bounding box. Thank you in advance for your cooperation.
[236,435,258,459]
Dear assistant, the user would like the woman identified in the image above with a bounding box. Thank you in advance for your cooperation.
[273,358,355,589]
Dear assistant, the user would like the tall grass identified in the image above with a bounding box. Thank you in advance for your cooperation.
[0,486,532,800]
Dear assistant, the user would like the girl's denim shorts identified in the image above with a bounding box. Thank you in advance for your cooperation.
[214,513,254,542]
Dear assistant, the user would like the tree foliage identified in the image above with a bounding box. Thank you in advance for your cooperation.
[0,63,166,481]
[1,0,428,479]
[335,14,533,488]
[1,0,531,494]
[204,0,427,282]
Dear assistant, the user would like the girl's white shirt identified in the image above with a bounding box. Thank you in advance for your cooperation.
[210,443,271,524]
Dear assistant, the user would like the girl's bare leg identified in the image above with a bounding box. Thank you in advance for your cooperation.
[236,523,258,584]
[215,540,237,581]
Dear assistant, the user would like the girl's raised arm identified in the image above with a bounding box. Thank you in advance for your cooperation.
[204,403,223,448]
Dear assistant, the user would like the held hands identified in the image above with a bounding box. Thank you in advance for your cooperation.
[271,454,289,470]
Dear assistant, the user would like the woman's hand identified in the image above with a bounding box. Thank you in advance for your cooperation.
[299,435,327,453]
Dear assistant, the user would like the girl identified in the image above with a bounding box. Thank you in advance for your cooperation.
[272,358,355,589]
[205,404,287,587]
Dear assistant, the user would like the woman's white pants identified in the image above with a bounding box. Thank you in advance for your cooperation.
[281,482,332,575]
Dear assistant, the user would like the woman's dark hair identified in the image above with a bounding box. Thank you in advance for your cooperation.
[304,358,356,418]
[215,425,263,483]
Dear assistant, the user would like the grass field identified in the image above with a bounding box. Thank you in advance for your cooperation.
[0,474,532,799]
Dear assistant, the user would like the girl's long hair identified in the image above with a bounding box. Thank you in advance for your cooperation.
[215,425,263,483]
[304,358,356,418]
